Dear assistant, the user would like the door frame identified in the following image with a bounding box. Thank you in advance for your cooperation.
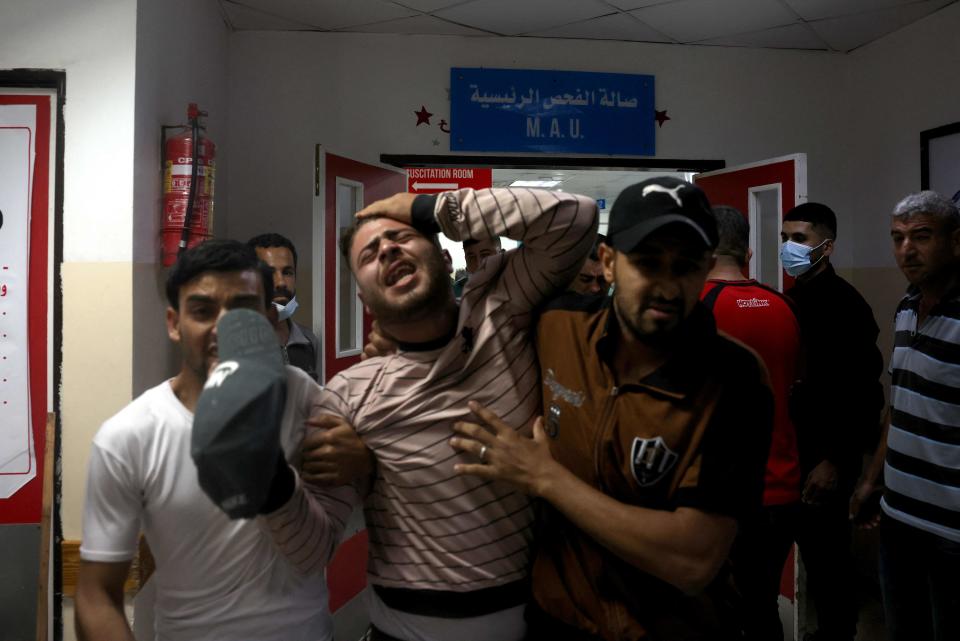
[0,68,65,641]
[697,152,808,292]
[312,145,407,383]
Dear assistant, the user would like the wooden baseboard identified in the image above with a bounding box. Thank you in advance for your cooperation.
[60,537,154,597]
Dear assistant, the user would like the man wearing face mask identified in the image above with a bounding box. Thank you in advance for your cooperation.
[249,233,322,381]
[780,203,884,641]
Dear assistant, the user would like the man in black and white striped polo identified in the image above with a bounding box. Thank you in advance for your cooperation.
[851,190,960,641]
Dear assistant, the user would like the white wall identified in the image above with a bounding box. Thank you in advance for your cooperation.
[845,2,960,268]
[1,1,138,640]
[226,31,854,323]
[3,1,231,638]
[226,19,960,367]
[0,0,137,262]
[132,0,230,395]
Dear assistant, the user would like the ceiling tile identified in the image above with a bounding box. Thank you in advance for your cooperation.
[234,0,418,29]
[699,22,827,49]
[220,1,318,30]
[783,0,918,21]
[341,14,490,35]
[392,0,474,11]
[809,0,953,51]
[631,0,798,42]
[434,0,615,35]
[528,12,673,41]
[602,0,678,9]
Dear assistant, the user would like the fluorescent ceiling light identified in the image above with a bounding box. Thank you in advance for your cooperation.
[510,179,561,188]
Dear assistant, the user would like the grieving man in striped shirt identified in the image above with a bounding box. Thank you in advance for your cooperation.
[850,190,960,641]
[296,188,597,641]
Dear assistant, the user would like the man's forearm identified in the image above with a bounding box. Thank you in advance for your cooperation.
[862,410,890,487]
[260,471,359,574]
[74,564,134,641]
[537,463,737,594]
[76,606,134,641]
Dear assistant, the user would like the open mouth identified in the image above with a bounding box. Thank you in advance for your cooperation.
[385,261,417,287]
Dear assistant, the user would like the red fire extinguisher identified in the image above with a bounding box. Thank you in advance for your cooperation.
[161,103,215,267]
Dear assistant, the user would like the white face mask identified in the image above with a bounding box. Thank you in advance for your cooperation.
[274,295,299,321]
[779,239,829,277]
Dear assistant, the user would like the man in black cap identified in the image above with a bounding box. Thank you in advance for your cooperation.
[780,203,884,641]
[451,177,774,641]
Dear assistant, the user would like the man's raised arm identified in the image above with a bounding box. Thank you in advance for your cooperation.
[415,187,599,311]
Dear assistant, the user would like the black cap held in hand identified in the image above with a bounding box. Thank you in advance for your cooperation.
[607,177,718,253]
[191,309,287,519]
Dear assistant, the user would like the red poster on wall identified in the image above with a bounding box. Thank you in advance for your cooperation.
[0,94,51,525]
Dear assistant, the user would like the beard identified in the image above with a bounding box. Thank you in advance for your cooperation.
[612,289,683,348]
[363,246,452,325]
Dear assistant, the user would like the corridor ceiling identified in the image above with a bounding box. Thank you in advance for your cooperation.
[218,0,956,53]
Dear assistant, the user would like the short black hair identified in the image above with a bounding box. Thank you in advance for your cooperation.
[166,239,274,310]
[712,206,749,265]
[784,202,837,240]
[247,233,298,269]
[589,234,606,261]
[463,237,502,250]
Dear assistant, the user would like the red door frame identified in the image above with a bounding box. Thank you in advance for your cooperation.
[696,153,807,291]
[313,147,406,384]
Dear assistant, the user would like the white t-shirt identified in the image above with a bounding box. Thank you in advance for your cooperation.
[81,367,332,641]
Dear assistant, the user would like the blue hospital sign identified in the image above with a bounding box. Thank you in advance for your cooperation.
[450,68,655,155]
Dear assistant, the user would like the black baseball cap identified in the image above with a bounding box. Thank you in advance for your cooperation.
[192,308,288,519]
[606,177,718,252]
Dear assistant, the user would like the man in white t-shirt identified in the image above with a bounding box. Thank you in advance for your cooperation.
[75,239,358,641]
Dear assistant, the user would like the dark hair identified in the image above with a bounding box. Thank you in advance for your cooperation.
[589,234,606,261]
[712,206,749,265]
[338,215,442,270]
[463,237,502,250]
[339,216,380,265]
[784,202,837,240]
[247,232,298,269]
[166,239,274,310]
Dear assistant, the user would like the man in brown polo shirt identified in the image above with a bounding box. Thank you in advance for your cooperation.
[451,177,774,641]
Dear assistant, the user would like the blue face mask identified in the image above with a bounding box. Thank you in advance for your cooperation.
[779,239,828,277]
[274,295,299,321]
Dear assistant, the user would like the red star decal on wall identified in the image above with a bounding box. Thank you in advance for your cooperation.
[655,109,671,128]
[415,106,433,126]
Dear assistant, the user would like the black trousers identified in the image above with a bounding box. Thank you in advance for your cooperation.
[796,487,858,640]
[731,502,802,641]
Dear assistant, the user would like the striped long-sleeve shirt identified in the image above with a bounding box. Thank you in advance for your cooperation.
[276,187,597,592]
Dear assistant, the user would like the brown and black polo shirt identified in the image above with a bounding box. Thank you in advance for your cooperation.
[531,293,773,641]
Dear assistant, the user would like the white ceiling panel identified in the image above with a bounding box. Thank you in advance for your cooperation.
[528,12,673,42]
[433,0,615,36]
[234,0,417,29]
[809,0,953,50]
[631,0,797,42]
[784,0,917,21]
[342,14,490,35]
[216,0,959,52]
[393,0,474,11]
[221,1,318,30]
[602,0,679,9]
[699,22,826,49]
